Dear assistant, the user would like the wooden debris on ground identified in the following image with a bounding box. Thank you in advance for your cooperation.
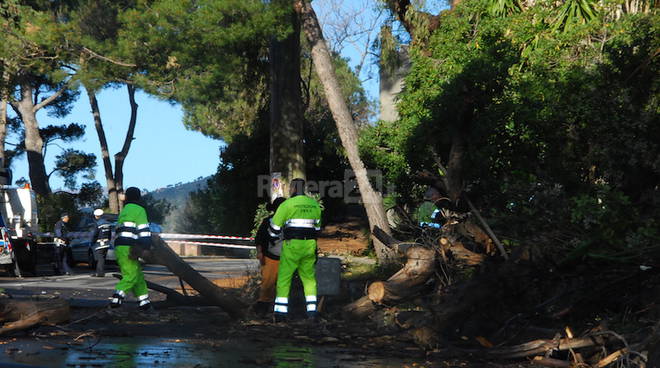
[0,299,69,335]
[343,226,436,319]
[136,234,248,318]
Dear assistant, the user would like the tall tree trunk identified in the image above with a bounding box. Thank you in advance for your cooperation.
[14,82,50,196]
[270,0,305,199]
[114,84,138,208]
[295,0,396,262]
[0,69,9,169]
[86,87,119,213]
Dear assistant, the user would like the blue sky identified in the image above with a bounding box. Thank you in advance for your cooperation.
[8,1,445,192]
[10,88,222,192]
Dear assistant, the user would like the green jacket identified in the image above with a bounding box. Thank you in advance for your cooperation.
[115,203,151,247]
[270,195,322,240]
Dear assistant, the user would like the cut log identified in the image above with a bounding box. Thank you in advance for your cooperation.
[136,235,247,318]
[0,299,69,335]
[344,227,436,318]
[596,348,628,368]
[444,241,485,266]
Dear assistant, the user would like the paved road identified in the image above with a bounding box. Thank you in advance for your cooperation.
[0,257,259,291]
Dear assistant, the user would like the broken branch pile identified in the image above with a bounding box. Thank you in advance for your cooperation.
[342,221,659,367]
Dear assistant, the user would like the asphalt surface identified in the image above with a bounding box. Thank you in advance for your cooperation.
[0,257,259,292]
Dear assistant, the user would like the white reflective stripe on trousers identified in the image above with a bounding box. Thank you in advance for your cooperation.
[305,295,317,312]
[274,297,288,313]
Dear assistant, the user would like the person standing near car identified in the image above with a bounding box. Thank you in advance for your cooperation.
[91,209,112,277]
[110,187,153,312]
[53,213,73,276]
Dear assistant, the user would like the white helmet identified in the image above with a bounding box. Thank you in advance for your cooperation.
[93,209,104,217]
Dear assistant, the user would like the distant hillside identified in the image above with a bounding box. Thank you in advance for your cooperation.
[148,176,210,207]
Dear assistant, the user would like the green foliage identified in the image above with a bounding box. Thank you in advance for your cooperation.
[487,0,522,17]
[51,149,96,189]
[251,202,270,238]
[115,0,287,141]
[177,45,363,234]
[76,181,104,208]
[360,0,659,265]
[552,0,598,33]
[142,193,172,225]
[37,193,79,233]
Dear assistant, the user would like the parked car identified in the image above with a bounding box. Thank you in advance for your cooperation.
[69,218,162,268]
[70,214,118,269]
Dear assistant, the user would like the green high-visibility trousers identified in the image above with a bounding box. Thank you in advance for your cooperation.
[276,239,317,299]
[114,245,148,297]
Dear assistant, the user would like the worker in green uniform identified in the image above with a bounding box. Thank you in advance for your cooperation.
[110,187,153,312]
[269,178,322,322]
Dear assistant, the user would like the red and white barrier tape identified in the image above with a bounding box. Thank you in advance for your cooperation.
[166,240,255,249]
[160,233,254,241]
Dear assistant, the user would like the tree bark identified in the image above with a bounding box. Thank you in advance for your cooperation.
[87,87,119,213]
[344,226,436,318]
[14,81,50,195]
[114,84,138,208]
[141,235,247,319]
[295,0,396,262]
[0,299,70,335]
[0,69,8,169]
[270,0,306,198]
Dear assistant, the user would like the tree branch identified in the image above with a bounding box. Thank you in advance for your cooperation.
[82,47,137,68]
[33,81,70,112]
[383,0,442,39]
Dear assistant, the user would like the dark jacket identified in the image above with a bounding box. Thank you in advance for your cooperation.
[92,218,113,244]
[54,220,69,242]
[255,217,282,260]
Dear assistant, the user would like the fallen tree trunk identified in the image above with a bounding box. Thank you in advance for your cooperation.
[113,274,216,308]
[344,227,436,319]
[0,299,69,335]
[138,235,247,318]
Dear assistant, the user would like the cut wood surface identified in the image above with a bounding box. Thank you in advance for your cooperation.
[596,348,627,368]
[141,235,247,318]
[344,226,436,318]
[0,299,70,335]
